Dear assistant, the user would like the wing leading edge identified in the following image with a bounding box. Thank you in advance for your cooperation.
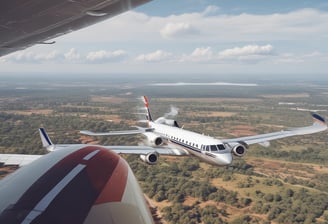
[80,127,153,136]
[222,113,327,146]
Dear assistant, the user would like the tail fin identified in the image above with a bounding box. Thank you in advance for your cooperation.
[39,128,55,152]
[311,113,326,125]
[143,96,153,122]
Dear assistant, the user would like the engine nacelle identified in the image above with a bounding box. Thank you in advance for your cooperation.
[232,144,247,157]
[140,152,159,165]
[155,118,180,127]
[144,132,163,146]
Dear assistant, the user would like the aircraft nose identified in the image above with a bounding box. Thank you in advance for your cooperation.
[218,153,232,166]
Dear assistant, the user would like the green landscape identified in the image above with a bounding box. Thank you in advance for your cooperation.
[0,77,327,224]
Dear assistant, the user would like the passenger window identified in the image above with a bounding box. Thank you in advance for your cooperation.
[210,145,218,151]
[217,144,225,150]
[205,146,210,151]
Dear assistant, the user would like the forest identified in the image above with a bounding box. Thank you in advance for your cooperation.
[0,79,327,223]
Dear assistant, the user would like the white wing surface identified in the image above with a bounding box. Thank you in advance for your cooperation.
[80,127,153,136]
[222,113,327,146]
[0,154,42,166]
[102,146,189,156]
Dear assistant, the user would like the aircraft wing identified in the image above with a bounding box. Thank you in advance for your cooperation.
[222,113,327,146]
[80,127,154,136]
[0,145,187,167]
[0,154,42,166]
[0,0,151,57]
[105,146,189,156]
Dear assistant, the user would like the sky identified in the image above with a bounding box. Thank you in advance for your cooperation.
[1,0,328,76]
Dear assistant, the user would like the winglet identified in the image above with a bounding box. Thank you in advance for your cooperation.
[311,113,326,124]
[143,96,153,122]
[39,128,55,152]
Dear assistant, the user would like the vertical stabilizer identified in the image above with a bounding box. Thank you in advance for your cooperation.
[143,96,153,122]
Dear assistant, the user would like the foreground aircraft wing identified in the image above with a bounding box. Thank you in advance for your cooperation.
[80,127,153,136]
[0,0,151,57]
[222,113,327,146]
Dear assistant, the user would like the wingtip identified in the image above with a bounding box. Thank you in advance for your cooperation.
[311,113,326,123]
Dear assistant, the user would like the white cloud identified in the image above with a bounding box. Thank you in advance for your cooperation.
[135,50,172,62]
[219,45,274,58]
[64,48,81,61]
[191,47,213,57]
[160,22,199,39]
[86,50,127,63]
[180,47,214,62]
[0,50,60,63]
[179,45,274,63]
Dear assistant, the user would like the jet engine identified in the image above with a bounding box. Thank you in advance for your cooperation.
[155,117,180,127]
[232,144,247,157]
[140,152,158,165]
[144,132,163,146]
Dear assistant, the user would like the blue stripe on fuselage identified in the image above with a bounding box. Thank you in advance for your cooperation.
[169,139,201,154]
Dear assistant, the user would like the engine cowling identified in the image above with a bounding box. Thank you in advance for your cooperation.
[155,118,180,127]
[140,152,159,165]
[232,144,247,157]
[144,132,163,146]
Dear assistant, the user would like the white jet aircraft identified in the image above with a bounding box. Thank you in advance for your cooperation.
[81,96,327,166]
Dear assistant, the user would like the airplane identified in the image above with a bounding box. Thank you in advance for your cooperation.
[80,96,327,166]
[0,0,152,57]
[0,128,154,224]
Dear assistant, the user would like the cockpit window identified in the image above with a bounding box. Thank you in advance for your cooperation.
[217,144,225,150]
[210,145,218,151]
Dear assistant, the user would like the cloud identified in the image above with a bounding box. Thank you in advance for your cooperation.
[0,48,128,64]
[160,22,199,39]
[179,45,274,63]
[0,50,60,63]
[86,50,128,63]
[135,50,172,62]
[191,47,213,57]
[180,47,214,62]
[219,45,274,58]
[64,48,81,61]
